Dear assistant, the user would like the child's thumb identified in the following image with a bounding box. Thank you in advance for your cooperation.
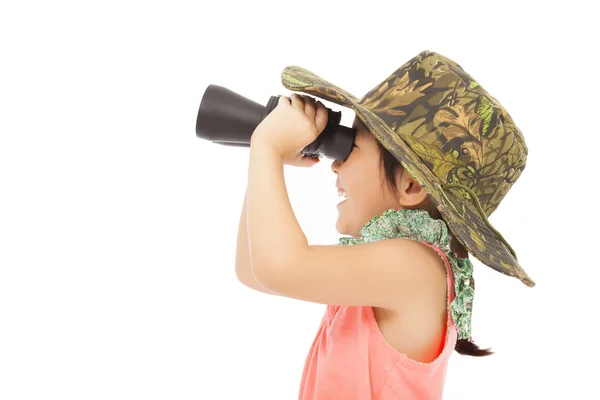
[299,155,320,167]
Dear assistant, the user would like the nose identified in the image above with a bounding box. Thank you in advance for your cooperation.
[331,159,342,174]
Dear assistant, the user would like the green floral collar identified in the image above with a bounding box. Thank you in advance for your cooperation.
[338,208,474,342]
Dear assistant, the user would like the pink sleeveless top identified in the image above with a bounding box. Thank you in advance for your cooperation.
[298,243,458,399]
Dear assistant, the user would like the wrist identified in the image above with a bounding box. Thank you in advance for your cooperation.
[250,134,283,161]
[250,128,270,148]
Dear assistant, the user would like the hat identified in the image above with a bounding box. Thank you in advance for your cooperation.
[281,50,535,287]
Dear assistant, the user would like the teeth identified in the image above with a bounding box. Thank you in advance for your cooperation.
[337,188,347,198]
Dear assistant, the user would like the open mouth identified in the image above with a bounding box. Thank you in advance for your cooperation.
[337,187,347,207]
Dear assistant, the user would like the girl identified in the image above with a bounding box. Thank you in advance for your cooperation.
[235,50,535,399]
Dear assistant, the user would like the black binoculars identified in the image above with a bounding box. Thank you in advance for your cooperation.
[195,85,357,161]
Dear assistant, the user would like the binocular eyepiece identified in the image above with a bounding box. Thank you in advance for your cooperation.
[195,84,356,161]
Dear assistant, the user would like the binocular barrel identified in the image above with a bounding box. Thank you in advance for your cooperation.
[195,84,356,161]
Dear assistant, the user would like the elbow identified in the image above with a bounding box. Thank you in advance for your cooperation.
[250,254,297,292]
[234,264,248,285]
[250,260,279,290]
[249,244,306,289]
[234,260,271,291]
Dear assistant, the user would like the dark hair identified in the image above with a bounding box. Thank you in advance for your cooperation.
[376,139,493,357]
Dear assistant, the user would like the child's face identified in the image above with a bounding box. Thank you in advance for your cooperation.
[331,116,403,237]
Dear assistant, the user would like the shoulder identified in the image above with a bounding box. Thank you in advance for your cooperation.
[382,239,448,308]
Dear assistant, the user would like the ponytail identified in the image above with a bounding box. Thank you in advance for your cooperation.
[455,339,493,356]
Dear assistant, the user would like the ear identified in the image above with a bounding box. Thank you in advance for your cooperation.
[396,170,429,208]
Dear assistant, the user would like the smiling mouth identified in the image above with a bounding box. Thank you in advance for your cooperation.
[336,187,347,207]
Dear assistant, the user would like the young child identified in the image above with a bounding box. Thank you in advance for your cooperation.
[235,50,535,399]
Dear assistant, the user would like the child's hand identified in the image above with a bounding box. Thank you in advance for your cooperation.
[251,94,328,167]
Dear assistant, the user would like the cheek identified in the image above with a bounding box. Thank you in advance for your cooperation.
[346,168,385,208]
[337,162,391,234]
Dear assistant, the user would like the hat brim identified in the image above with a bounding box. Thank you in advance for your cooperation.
[281,66,535,288]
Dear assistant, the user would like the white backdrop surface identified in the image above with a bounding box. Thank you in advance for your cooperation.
[1,1,598,399]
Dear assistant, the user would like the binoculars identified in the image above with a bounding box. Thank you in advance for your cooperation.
[195,85,357,161]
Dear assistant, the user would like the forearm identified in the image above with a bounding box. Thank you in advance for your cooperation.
[234,187,252,281]
[234,187,277,294]
[246,139,308,275]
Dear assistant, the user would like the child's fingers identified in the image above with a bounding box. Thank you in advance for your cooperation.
[278,95,290,107]
[290,93,304,112]
[302,95,317,122]
[301,155,320,167]
[293,154,320,167]
[315,101,328,133]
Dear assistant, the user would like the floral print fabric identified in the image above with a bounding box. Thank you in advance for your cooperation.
[339,208,474,341]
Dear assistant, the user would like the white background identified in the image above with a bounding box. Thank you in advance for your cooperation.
[1,1,598,399]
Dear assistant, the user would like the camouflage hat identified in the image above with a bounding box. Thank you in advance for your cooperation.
[281,50,535,287]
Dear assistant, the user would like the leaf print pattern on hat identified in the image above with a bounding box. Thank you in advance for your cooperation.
[280,50,535,287]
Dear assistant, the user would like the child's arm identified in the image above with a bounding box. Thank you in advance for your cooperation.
[235,186,278,295]
[246,139,445,309]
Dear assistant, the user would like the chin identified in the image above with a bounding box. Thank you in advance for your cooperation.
[335,209,359,237]
[335,220,348,235]
[335,214,347,235]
